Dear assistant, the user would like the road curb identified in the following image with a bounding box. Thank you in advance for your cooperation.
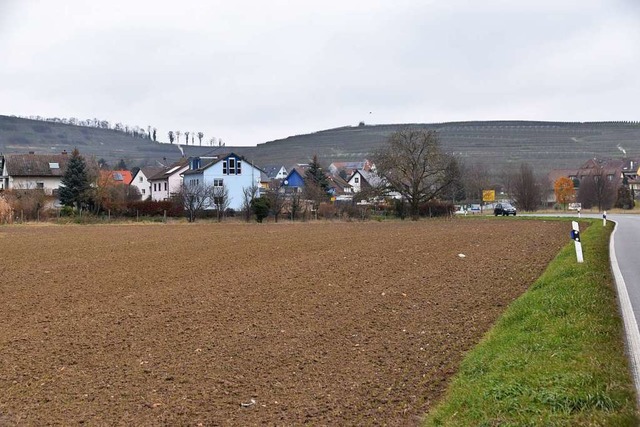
[609,219,640,406]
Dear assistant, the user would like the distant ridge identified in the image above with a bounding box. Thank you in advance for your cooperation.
[2,115,639,175]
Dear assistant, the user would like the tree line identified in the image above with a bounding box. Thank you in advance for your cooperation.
[14,114,224,146]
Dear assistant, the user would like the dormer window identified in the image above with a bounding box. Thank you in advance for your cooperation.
[223,160,227,175]
[237,160,241,175]
[229,158,236,175]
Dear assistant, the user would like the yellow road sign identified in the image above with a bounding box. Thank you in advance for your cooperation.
[482,190,495,202]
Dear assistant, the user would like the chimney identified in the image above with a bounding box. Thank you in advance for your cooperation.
[61,150,67,155]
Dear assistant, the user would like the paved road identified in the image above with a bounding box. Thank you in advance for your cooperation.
[607,214,640,401]
[532,213,640,402]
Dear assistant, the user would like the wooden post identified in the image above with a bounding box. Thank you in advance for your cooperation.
[603,211,607,226]
[136,209,139,222]
[108,209,111,221]
[163,210,167,223]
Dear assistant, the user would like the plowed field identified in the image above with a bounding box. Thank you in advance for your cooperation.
[0,220,568,425]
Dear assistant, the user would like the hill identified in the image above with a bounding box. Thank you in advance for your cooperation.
[2,115,640,175]
[249,121,640,174]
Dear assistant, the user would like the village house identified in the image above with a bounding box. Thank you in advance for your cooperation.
[148,159,190,201]
[130,166,164,200]
[328,160,373,178]
[347,169,383,193]
[0,152,70,196]
[182,152,263,211]
[546,157,637,206]
[281,167,306,192]
[262,165,288,180]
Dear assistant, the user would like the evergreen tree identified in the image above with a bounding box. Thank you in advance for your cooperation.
[116,159,127,170]
[305,154,329,191]
[59,148,91,210]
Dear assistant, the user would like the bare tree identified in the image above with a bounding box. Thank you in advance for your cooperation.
[168,131,175,144]
[176,131,181,145]
[290,190,302,221]
[197,132,204,146]
[178,181,214,222]
[184,131,190,145]
[577,166,616,211]
[373,128,458,220]
[241,184,259,222]
[212,184,230,222]
[510,163,542,211]
[266,186,286,223]
[463,162,491,204]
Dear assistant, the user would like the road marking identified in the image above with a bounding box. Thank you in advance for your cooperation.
[609,219,640,405]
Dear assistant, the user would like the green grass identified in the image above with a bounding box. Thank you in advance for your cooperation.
[423,220,638,426]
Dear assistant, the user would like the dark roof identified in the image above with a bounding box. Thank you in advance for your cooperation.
[261,165,287,179]
[4,153,70,177]
[148,158,189,180]
[139,166,165,179]
[182,152,265,176]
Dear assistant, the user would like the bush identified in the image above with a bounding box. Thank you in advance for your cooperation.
[126,199,183,217]
[60,206,75,217]
[318,202,337,219]
[0,196,12,224]
[418,200,454,217]
[251,197,270,223]
[339,204,370,221]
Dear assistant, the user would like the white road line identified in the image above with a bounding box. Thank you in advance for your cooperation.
[609,219,640,405]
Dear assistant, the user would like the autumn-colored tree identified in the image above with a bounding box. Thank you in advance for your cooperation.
[554,177,575,210]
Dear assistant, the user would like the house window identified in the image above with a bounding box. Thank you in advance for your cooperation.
[354,177,359,184]
[142,189,145,194]
[607,174,614,181]
[153,183,156,191]
[139,176,143,182]
[223,160,227,175]
[237,160,242,175]
[229,158,236,175]
[164,182,167,191]
[36,182,44,189]
[214,179,223,187]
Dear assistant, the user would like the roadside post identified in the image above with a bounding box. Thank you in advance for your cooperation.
[577,206,581,218]
[571,221,584,263]
[603,211,607,226]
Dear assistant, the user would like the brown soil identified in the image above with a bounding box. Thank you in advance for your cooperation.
[0,219,568,426]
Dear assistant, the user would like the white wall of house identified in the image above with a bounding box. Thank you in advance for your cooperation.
[9,176,62,195]
[347,171,365,193]
[131,171,151,199]
[150,165,189,201]
[274,166,287,179]
[184,156,262,210]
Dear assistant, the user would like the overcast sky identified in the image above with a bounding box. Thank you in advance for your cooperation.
[1,1,638,146]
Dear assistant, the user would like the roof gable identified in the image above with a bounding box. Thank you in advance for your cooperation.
[4,153,71,177]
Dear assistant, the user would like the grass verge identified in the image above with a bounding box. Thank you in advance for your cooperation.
[423,219,638,426]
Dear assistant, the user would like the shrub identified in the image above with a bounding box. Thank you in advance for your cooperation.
[0,196,12,224]
[418,200,454,217]
[126,199,183,217]
[251,197,270,223]
[318,202,337,219]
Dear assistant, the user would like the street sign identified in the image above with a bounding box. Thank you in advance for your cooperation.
[482,190,495,202]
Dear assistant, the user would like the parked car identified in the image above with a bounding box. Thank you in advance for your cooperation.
[494,202,517,216]
[454,205,467,215]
